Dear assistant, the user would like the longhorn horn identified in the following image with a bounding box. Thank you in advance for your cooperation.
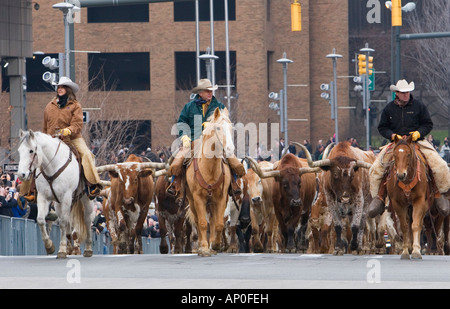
[98,180,111,187]
[155,169,167,177]
[293,142,332,168]
[299,167,322,175]
[322,142,334,160]
[356,160,372,169]
[138,162,167,169]
[96,164,117,173]
[245,156,280,178]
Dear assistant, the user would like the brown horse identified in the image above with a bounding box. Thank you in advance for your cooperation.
[387,135,433,259]
[185,107,233,256]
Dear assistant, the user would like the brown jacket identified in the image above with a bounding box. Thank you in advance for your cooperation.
[43,97,83,139]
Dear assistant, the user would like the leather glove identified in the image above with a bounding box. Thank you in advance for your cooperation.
[61,128,71,136]
[391,134,402,141]
[409,131,420,141]
[180,135,191,148]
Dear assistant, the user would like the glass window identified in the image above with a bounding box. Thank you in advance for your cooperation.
[174,0,236,22]
[88,4,149,23]
[175,51,236,91]
[88,52,150,91]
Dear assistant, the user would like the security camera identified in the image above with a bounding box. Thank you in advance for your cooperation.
[42,72,57,84]
[42,56,59,70]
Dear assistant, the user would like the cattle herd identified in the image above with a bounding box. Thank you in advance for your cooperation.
[96,141,450,259]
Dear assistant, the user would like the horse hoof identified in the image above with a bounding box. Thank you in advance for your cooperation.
[46,243,55,255]
[83,250,93,257]
[198,248,211,257]
[400,253,410,260]
[57,252,67,259]
[411,252,422,260]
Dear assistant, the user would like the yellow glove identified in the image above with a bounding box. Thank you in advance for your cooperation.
[410,131,420,141]
[61,128,71,136]
[391,134,402,141]
[202,122,210,129]
[180,135,191,148]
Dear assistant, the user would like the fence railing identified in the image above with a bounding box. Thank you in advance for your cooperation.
[0,215,163,256]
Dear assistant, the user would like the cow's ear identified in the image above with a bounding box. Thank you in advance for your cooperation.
[109,170,119,178]
[140,169,153,177]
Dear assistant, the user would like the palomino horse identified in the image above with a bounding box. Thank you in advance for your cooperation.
[17,130,94,258]
[185,107,233,256]
[387,135,433,259]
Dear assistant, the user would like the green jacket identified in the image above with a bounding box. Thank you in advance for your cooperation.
[177,95,225,141]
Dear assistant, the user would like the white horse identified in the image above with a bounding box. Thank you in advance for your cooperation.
[17,129,94,258]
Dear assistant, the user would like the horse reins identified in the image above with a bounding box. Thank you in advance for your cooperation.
[193,157,225,196]
[33,139,73,203]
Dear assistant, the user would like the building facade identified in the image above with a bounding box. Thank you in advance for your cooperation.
[2,0,350,160]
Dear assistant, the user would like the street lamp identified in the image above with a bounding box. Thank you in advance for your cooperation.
[199,48,219,94]
[277,53,293,148]
[326,49,343,143]
[53,2,80,80]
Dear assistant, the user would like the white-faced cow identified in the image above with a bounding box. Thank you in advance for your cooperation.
[97,154,163,254]
[247,154,319,253]
[298,142,374,255]
[244,160,278,253]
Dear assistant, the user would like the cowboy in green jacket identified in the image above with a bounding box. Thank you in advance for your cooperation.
[167,79,245,197]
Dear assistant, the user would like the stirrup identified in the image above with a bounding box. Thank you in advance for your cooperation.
[166,183,177,197]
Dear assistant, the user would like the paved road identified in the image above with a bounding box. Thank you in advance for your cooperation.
[2,253,450,291]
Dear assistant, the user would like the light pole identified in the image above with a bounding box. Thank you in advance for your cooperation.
[326,49,343,143]
[199,48,219,94]
[53,2,79,80]
[360,44,375,150]
[385,1,416,85]
[277,53,293,148]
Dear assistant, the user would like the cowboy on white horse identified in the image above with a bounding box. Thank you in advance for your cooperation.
[22,77,102,201]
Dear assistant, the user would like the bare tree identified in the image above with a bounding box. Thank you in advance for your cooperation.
[405,0,450,134]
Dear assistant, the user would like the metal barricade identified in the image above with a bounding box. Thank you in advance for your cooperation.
[0,215,168,256]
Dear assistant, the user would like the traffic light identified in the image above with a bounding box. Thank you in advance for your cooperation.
[358,54,373,75]
[291,0,301,32]
[391,0,402,26]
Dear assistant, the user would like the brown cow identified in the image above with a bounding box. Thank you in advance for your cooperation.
[247,154,319,253]
[97,154,162,254]
[154,174,193,254]
[298,142,374,255]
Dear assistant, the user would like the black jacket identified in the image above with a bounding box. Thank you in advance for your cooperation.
[378,95,433,141]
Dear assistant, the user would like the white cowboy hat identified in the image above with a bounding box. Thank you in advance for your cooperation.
[389,79,415,92]
[192,79,218,94]
[56,76,79,93]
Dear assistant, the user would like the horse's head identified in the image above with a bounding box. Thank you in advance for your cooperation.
[202,107,235,159]
[17,129,41,180]
[392,134,414,182]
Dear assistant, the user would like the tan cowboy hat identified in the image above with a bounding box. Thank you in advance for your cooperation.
[192,79,218,94]
[56,76,79,93]
[390,79,414,92]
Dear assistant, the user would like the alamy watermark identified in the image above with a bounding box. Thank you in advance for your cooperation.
[366,259,381,283]
[366,0,382,24]
[66,259,81,284]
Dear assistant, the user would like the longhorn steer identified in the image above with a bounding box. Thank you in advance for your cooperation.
[154,174,193,254]
[247,154,319,253]
[298,142,374,255]
[97,155,164,254]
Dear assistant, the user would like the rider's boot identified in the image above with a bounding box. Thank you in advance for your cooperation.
[368,180,387,218]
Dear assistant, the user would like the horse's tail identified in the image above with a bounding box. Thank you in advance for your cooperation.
[71,199,88,243]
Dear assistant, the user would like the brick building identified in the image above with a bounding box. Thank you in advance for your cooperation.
[2,0,350,159]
